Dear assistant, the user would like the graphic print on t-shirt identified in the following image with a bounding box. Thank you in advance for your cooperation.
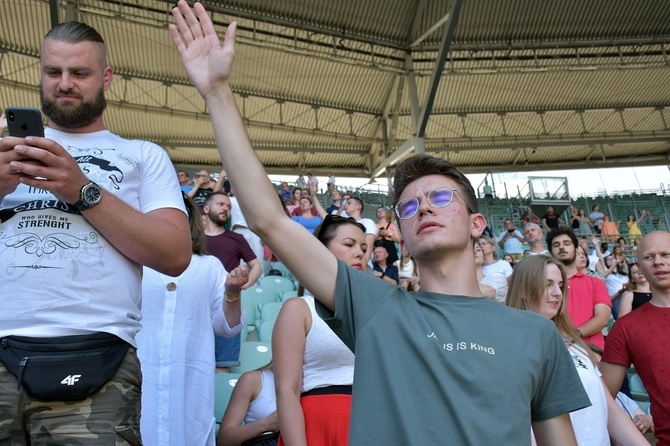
[425,331,497,355]
[0,143,134,281]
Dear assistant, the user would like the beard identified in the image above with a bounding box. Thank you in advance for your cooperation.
[555,251,576,267]
[41,85,107,129]
[207,209,228,227]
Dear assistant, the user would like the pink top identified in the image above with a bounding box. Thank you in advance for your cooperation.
[567,271,611,349]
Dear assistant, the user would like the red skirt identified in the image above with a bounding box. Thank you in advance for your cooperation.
[278,391,351,446]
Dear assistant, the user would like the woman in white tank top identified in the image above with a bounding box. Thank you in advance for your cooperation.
[218,365,279,446]
[274,215,366,446]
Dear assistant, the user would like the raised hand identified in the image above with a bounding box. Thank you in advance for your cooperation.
[225,265,249,294]
[169,1,237,100]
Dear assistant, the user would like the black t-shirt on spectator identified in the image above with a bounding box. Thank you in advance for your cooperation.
[543,213,559,229]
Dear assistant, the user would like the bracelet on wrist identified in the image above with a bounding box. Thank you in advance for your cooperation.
[224,292,241,302]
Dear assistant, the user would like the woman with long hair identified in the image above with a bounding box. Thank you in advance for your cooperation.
[618,264,652,318]
[507,255,647,446]
[273,215,365,446]
[575,244,604,280]
[138,194,247,446]
[578,209,593,236]
[626,213,644,244]
[286,188,302,216]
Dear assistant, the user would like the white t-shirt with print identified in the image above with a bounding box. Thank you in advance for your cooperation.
[0,129,186,346]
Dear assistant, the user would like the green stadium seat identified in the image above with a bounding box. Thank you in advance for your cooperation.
[230,342,272,374]
[214,372,241,432]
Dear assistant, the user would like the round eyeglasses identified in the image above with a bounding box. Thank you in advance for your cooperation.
[394,186,472,220]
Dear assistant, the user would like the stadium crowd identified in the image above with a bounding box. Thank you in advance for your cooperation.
[0,2,669,445]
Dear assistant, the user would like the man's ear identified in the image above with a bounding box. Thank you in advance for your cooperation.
[470,213,487,239]
[202,205,209,214]
[103,65,113,91]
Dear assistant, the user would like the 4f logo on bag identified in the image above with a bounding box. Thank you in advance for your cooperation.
[61,375,82,386]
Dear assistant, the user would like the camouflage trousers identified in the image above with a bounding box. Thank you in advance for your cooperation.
[0,347,142,445]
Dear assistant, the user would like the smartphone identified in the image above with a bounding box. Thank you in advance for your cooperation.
[5,107,45,138]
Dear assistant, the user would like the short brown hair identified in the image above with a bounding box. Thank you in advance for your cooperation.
[391,154,477,214]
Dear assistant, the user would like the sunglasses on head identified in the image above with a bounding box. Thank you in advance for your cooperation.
[394,186,472,220]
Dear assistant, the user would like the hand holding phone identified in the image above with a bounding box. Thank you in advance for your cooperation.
[5,107,45,138]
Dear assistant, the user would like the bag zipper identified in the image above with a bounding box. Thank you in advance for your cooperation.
[15,350,108,391]
[1,336,117,352]
[17,357,27,391]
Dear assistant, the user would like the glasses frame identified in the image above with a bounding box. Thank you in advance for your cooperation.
[394,186,473,220]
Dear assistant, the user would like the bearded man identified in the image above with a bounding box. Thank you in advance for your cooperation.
[0,21,190,443]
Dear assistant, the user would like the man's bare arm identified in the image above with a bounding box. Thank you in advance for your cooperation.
[532,414,577,446]
[8,136,190,276]
[577,303,611,338]
[213,168,227,193]
[242,258,263,290]
[600,361,628,398]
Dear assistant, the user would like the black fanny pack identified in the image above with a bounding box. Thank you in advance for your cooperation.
[0,332,129,401]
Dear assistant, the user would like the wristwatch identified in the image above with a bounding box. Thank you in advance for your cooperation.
[72,181,102,211]
[576,328,583,338]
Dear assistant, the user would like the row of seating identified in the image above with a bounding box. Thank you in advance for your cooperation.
[627,369,652,417]
[240,274,298,339]
[214,372,241,433]
[213,271,297,430]
[214,341,274,433]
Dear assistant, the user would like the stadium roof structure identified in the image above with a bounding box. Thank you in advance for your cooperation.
[2,0,670,180]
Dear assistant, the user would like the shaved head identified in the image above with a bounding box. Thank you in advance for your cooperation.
[637,231,670,293]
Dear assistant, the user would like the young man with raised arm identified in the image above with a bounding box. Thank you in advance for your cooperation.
[169,3,589,444]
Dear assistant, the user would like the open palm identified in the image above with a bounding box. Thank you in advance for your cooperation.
[170,1,237,100]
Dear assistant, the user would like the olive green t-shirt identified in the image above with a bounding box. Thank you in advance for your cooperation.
[315,260,590,445]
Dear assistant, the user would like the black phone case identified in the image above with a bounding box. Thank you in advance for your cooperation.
[5,107,45,138]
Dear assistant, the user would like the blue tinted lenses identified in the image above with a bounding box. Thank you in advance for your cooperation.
[396,199,418,219]
[395,187,455,219]
[429,188,454,206]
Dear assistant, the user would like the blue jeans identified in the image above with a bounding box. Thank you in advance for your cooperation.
[215,332,241,367]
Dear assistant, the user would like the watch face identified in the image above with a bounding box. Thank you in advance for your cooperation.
[83,183,102,205]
